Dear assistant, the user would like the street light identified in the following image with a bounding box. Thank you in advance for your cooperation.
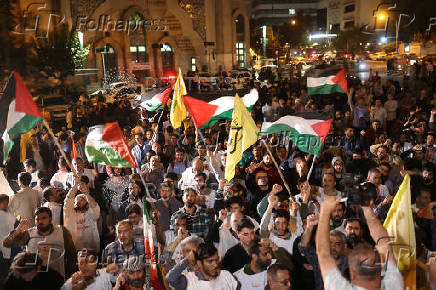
[377,13,386,21]
[291,20,296,25]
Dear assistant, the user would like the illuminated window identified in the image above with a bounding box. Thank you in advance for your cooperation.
[191,57,196,71]
[236,42,245,68]
[289,9,296,15]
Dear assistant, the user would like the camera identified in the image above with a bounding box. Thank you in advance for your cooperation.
[340,174,377,206]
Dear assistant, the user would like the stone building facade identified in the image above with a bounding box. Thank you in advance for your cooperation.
[72,0,251,80]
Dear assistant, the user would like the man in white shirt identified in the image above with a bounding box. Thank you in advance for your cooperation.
[0,194,15,283]
[42,188,63,225]
[234,238,294,290]
[62,249,112,290]
[166,242,238,290]
[50,157,70,189]
[178,158,216,190]
[8,172,40,226]
[65,157,96,190]
[64,176,100,252]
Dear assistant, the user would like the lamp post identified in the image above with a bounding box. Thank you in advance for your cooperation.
[377,12,399,53]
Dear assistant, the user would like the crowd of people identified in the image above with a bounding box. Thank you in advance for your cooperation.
[0,66,436,290]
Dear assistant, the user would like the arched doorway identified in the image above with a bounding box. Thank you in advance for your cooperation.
[235,15,245,68]
[161,43,175,76]
[103,44,118,84]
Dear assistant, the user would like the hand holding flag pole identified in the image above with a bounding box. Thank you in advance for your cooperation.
[42,119,78,176]
[261,139,295,202]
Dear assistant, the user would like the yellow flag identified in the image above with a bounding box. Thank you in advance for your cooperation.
[383,174,416,290]
[225,94,259,181]
[170,68,187,129]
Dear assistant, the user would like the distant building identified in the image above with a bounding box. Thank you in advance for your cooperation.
[319,0,381,33]
[15,0,251,82]
[252,0,323,29]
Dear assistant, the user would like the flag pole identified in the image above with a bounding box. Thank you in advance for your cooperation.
[42,119,77,175]
[307,155,316,180]
[261,139,295,202]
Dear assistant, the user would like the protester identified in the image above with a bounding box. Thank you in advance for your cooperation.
[1,66,436,289]
[2,252,64,290]
[166,242,238,289]
[3,207,77,278]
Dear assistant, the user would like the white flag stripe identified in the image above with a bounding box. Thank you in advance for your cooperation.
[307,76,335,87]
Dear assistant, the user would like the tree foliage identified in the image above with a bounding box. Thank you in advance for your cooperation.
[32,25,89,81]
[332,27,371,54]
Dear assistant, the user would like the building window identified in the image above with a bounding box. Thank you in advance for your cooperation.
[191,57,196,71]
[289,8,296,15]
[344,4,355,13]
[344,20,355,29]
[331,23,340,33]
[161,43,173,52]
[236,42,245,68]
[129,12,148,63]
[130,45,147,62]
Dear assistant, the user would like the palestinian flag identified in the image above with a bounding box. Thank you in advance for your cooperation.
[261,112,333,156]
[1,72,42,164]
[143,199,166,290]
[183,88,258,129]
[139,87,172,111]
[306,65,347,95]
[85,122,137,168]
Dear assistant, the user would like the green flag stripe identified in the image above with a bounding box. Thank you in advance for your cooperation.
[200,104,256,129]
[308,84,346,95]
[261,123,323,156]
[3,115,42,163]
[85,146,133,168]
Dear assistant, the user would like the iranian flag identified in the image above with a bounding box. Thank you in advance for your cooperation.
[183,88,258,129]
[1,72,42,164]
[261,112,333,156]
[85,122,137,168]
[139,87,172,111]
[306,65,348,95]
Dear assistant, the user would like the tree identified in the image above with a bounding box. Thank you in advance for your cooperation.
[332,27,371,54]
[29,24,89,94]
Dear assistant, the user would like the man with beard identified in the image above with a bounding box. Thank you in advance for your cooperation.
[330,202,346,231]
[119,180,146,221]
[62,249,112,289]
[166,242,238,290]
[299,215,349,289]
[234,238,294,290]
[155,182,183,231]
[259,153,282,185]
[3,207,77,279]
[170,187,211,238]
[344,218,364,249]
[114,256,151,290]
[103,220,145,269]
[64,176,100,252]
[194,173,216,209]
